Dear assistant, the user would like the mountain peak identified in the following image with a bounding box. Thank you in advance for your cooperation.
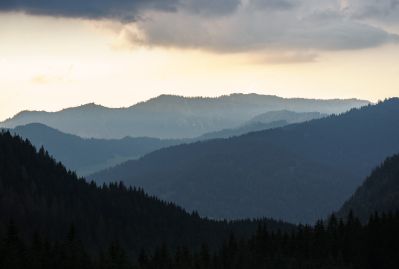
[61,102,109,112]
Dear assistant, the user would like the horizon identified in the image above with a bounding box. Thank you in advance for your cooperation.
[0,92,376,121]
[2,0,399,123]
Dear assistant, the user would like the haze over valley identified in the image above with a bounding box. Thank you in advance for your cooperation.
[1,94,368,139]
[1,0,399,268]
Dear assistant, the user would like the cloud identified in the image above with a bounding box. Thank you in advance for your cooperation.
[0,0,242,20]
[182,0,241,16]
[127,1,399,53]
[344,0,399,23]
[254,50,319,64]
[0,0,179,21]
[2,0,399,55]
[249,0,297,10]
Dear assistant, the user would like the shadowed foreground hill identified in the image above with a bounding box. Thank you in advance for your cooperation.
[338,153,399,221]
[0,94,368,139]
[0,131,292,254]
[91,99,399,224]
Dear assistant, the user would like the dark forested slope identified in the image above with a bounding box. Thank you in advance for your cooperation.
[91,99,399,223]
[338,153,399,221]
[0,131,291,254]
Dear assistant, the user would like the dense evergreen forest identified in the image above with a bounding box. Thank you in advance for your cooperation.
[2,114,399,269]
[0,131,291,255]
[2,212,399,268]
[91,98,399,223]
[339,153,399,222]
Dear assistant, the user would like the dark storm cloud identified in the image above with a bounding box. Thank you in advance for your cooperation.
[0,0,304,20]
[0,0,245,20]
[0,0,179,21]
[1,0,398,54]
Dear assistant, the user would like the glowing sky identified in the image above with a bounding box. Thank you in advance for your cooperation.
[1,0,399,121]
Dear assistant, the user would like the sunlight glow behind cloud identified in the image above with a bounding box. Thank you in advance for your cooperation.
[0,1,399,120]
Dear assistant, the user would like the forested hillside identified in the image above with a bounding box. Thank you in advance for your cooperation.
[338,153,399,221]
[8,110,326,175]
[2,210,399,269]
[0,131,291,255]
[91,99,399,223]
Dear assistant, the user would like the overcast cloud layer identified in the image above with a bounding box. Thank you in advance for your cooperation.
[0,0,178,21]
[1,0,399,53]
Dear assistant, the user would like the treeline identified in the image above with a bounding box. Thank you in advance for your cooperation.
[339,153,399,222]
[90,98,399,223]
[0,131,291,254]
[2,212,399,269]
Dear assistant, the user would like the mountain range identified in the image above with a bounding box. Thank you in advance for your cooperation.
[10,123,181,176]
[8,110,327,175]
[2,95,399,268]
[90,99,399,224]
[0,94,368,139]
[3,129,399,268]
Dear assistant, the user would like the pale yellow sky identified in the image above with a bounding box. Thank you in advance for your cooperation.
[0,12,398,121]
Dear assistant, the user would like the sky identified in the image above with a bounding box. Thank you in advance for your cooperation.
[0,0,399,121]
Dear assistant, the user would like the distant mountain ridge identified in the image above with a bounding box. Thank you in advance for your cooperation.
[9,123,182,176]
[90,99,399,224]
[249,110,326,124]
[0,94,369,139]
[8,110,326,176]
[197,110,327,140]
